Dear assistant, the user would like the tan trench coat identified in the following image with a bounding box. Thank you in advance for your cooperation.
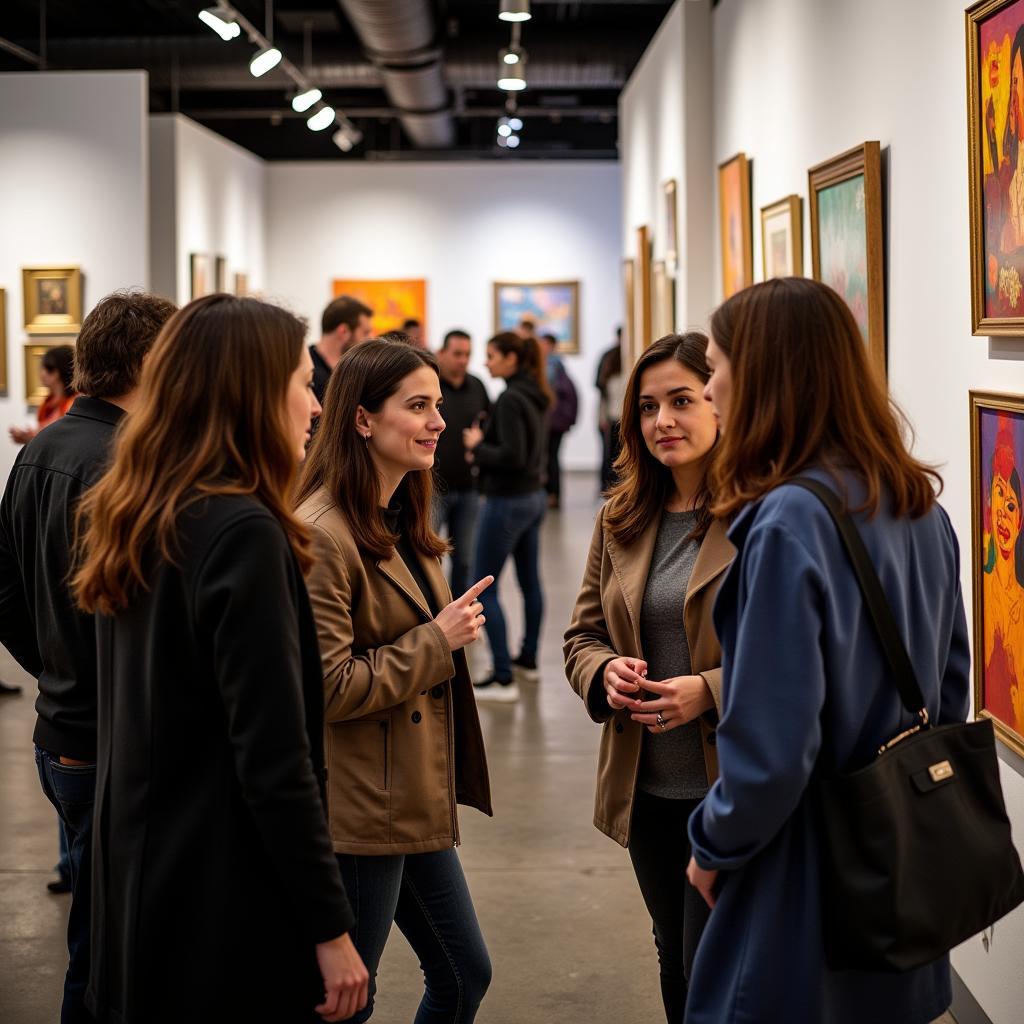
[563,506,734,847]
[299,488,492,856]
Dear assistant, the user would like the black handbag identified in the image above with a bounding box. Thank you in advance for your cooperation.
[789,477,1024,973]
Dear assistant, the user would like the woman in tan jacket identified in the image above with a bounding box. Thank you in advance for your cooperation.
[297,340,494,1024]
[564,333,733,1023]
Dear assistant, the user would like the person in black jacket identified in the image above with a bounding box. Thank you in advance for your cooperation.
[463,332,553,700]
[72,295,368,1024]
[0,289,176,1023]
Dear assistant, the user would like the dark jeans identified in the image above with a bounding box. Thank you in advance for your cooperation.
[336,848,491,1023]
[627,791,709,1024]
[473,489,546,679]
[546,430,566,501]
[434,489,481,598]
[57,818,70,879]
[35,746,96,1024]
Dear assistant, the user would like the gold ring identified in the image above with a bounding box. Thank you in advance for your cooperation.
[656,712,666,728]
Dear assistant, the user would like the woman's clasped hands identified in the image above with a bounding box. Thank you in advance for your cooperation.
[603,658,714,733]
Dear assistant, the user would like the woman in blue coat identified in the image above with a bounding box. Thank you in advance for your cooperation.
[684,277,971,1024]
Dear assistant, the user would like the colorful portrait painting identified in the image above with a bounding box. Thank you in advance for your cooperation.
[718,154,752,299]
[760,195,803,280]
[972,392,1024,756]
[493,281,579,354]
[332,279,427,339]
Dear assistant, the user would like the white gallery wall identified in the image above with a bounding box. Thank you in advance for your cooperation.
[622,1,1024,1019]
[0,71,149,484]
[267,161,623,470]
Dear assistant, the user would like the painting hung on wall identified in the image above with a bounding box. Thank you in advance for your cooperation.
[332,279,427,340]
[23,343,52,407]
[808,142,886,377]
[635,225,652,356]
[191,254,212,300]
[0,288,7,397]
[493,280,580,354]
[622,258,636,366]
[971,390,1024,757]
[215,255,228,293]
[760,195,803,280]
[234,272,249,296]
[651,260,674,340]
[718,153,753,299]
[663,179,679,278]
[22,266,82,335]
[967,0,1024,333]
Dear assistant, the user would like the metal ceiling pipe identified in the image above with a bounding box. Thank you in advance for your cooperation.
[336,0,454,148]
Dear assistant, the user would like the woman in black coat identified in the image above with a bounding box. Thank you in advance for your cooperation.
[74,295,368,1023]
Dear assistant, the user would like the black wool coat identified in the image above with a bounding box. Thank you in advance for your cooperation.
[86,494,354,1024]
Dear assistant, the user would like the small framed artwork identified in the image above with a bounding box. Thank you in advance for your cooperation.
[23,343,51,407]
[0,288,8,397]
[333,278,428,340]
[234,272,249,296]
[663,179,679,278]
[652,260,675,340]
[808,142,886,378]
[493,280,579,354]
[215,255,227,293]
[190,254,212,300]
[22,266,82,335]
[970,390,1024,757]
[967,0,1024,334]
[635,225,652,355]
[718,153,753,299]
[622,258,636,366]
[760,195,803,280]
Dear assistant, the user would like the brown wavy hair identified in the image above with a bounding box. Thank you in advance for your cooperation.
[708,277,941,519]
[74,295,312,614]
[297,340,448,560]
[605,333,716,546]
[488,331,553,408]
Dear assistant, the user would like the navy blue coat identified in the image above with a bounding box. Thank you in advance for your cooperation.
[686,472,971,1024]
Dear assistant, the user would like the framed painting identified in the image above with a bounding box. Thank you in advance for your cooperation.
[718,153,753,299]
[332,279,427,340]
[190,254,212,300]
[760,195,803,280]
[622,258,636,367]
[652,260,675,340]
[234,272,249,297]
[635,225,652,355]
[970,390,1024,757]
[808,142,886,378]
[663,179,679,278]
[215,255,227,293]
[22,266,82,335]
[23,343,51,407]
[0,288,7,397]
[967,0,1024,334]
[493,280,580,354]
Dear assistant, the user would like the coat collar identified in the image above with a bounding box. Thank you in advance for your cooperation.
[376,546,448,621]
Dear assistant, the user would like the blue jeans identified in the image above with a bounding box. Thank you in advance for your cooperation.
[434,489,481,598]
[35,746,96,1024]
[473,489,547,679]
[336,848,491,1023]
[57,818,70,879]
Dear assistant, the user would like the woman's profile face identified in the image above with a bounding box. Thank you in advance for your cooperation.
[39,363,59,394]
[485,343,518,380]
[637,358,717,472]
[286,347,321,461]
[360,365,445,477]
[703,336,732,432]
[992,472,1022,561]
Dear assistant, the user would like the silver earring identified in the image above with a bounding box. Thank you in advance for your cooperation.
[364,432,371,443]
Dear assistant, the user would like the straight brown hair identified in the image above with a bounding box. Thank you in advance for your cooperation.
[297,340,448,560]
[488,331,553,408]
[74,295,311,614]
[605,333,716,546]
[708,277,940,519]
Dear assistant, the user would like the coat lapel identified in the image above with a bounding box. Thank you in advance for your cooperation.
[376,547,450,622]
[685,518,734,606]
[606,517,660,654]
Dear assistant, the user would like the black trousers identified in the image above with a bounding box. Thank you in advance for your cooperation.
[627,791,710,1024]
[546,429,566,501]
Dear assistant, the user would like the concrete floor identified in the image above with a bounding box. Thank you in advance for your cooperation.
[0,473,956,1024]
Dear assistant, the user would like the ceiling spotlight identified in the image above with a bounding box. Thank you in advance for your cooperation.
[506,134,521,148]
[497,123,512,137]
[499,0,531,23]
[292,87,322,112]
[509,116,523,131]
[498,74,527,91]
[307,106,336,132]
[498,49,527,91]
[249,46,282,78]
[332,122,363,152]
[198,6,240,40]
[496,135,510,149]
[500,47,521,65]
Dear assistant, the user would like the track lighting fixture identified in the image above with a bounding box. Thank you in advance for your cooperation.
[291,87,322,112]
[198,5,240,40]
[307,106,336,132]
[499,0,531,23]
[249,46,282,77]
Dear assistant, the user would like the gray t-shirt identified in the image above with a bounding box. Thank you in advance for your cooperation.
[636,509,708,800]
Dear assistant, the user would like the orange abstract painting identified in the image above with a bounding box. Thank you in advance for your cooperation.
[331,279,427,338]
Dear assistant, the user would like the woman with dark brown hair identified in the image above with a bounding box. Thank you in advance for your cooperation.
[74,295,368,1024]
[9,344,76,445]
[563,333,733,1023]
[296,340,494,1024]
[684,278,970,1024]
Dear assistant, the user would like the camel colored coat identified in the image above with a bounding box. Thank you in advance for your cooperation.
[299,488,492,856]
[563,506,734,847]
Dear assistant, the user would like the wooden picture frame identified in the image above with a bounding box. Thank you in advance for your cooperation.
[234,272,249,297]
[808,142,886,378]
[0,288,8,397]
[190,253,212,300]
[652,260,675,340]
[718,153,753,298]
[635,225,652,355]
[663,178,679,279]
[22,265,82,335]
[622,258,636,367]
[492,280,579,354]
[760,195,803,279]
[23,343,51,407]
[970,389,1024,757]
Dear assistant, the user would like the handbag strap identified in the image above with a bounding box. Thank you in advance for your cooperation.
[787,477,927,718]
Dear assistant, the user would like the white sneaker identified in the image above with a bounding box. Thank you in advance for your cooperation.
[511,658,540,683]
[473,677,521,702]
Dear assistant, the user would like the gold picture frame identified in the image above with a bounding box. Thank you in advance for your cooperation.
[190,253,212,300]
[760,195,803,279]
[652,260,675,340]
[970,389,1024,757]
[808,142,886,379]
[23,343,51,407]
[663,179,679,279]
[22,265,82,335]
[718,153,753,298]
[622,258,636,368]
[635,225,652,355]
[215,255,227,293]
[0,288,8,397]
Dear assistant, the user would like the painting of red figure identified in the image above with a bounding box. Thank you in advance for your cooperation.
[979,406,1024,738]
[979,0,1024,319]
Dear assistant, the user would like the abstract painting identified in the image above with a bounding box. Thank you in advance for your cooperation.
[760,195,803,279]
[718,153,753,299]
[332,279,427,339]
[493,281,579,354]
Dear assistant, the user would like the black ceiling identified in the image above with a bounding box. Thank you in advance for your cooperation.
[0,0,676,160]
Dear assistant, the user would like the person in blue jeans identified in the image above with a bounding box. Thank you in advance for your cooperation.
[463,332,553,701]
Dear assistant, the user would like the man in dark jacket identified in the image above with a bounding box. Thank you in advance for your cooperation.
[310,294,373,406]
[434,329,490,596]
[0,289,176,1023]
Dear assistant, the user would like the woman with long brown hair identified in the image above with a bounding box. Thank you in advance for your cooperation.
[74,295,368,1024]
[563,333,733,1022]
[296,340,494,1024]
[684,278,970,1023]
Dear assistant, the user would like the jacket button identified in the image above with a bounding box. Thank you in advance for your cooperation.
[411,711,422,724]
[431,685,444,699]
[706,731,717,746]
[615,721,624,734]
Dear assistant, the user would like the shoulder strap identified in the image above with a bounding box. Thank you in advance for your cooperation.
[787,477,927,716]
